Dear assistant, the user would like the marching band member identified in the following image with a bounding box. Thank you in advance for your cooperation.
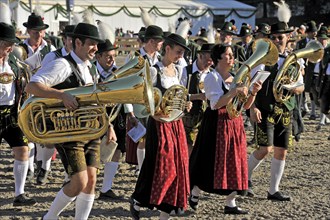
[95,39,125,200]
[26,23,104,220]
[0,22,37,206]
[189,44,262,215]
[181,43,214,154]
[248,21,305,201]
[129,33,192,220]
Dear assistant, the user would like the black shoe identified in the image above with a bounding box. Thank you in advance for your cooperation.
[188,195,199,211]
[129,196,140,220]
[328,136,330,141]
[99,189,123,200]
[301,110,307,117]
[26,169,34,181]
[13,194,37,207]
[309,114,316,120]
[224,206,249,215]
[316,123,324,131]
[247,180,255,197]
[267,191,291,201]
[36,168,50,185]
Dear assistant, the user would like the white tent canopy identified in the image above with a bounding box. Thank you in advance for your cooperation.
[12,0,256,36]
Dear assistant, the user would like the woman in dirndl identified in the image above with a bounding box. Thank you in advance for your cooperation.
[129,33,192,220]
[189,44,262,215]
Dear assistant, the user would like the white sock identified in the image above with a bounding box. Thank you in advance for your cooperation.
[133,198,141,211]
[43,188,76,220]
[14,160,28,196]
[311,101,316,115]
[248,153,263,181]
[303,102,309,112]
[159,211,170,220]
[42,147,55,170]
[27,143,35,172]
[225,191,237,207]
[136,148,145,171]
[191,185,201,202]
[64,172,70,183]
[269,158,285,195]
[36,143,43,162]
[100,162,119,193]
[320,113,326,125]
[75,192,95,220]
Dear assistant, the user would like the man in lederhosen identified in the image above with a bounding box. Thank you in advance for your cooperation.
[26,23,104,219]
[0,22,37,207]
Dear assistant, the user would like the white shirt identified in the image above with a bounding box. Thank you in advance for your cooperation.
[41,47,69,67]
[96,62,118,81]
[150,62,183,88]
[125,47,161,66]
[23,39,56,57]
[0,60,16,105]
[181,60,210,91]
[31,51,94,87]
[204,70,232,110]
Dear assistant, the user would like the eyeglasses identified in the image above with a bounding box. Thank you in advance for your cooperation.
[270,35,285,41]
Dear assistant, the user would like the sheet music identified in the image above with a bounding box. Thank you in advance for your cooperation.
[249,70,271,91]
[127,122,146,143]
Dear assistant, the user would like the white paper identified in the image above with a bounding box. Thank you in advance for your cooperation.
[127,122,146,143]
[24,52,42,71]
[249,70,271,91]
[282,82,304,90]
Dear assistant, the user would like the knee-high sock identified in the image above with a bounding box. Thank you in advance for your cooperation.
[269,158,285,195]
[75,192,95,220]
[14,160,28,196]
[36,143,43,162]
[136,148,145,171]
[27,143,35,172]
[311,101,316,115]
[320,113,326,124]
[44,188,76,219]
[42,147,55,170]
[247,153,263,181]
[225,191,237,207]
[100,162,119,193]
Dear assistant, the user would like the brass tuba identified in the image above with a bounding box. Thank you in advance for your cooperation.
[104,56,162,119]
[18,60,155,144]
[227,38,279,119]
[273,40,324,103]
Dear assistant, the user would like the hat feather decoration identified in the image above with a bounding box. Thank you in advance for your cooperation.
[82,8,94,25]
[207,25,215,44]
[274,0,291,23]
[0,2,12,25]
[33,0,44,18]
[139,7,154,27]
[176,20,190,39]
[96,20,115,45]
[168,19,176,34]
[71,12,81,25]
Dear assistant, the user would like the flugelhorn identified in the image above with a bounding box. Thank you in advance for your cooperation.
[273,40,324,103]
[227,38,279,119]
[18,60,155,144]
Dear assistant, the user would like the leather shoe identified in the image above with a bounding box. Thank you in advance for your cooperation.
[267,191,291,201]
[99,189,123,200]
[309,114,316,120]
[13,194,37,207]
[129,196,140,220]
[224,206,249,215]
[247,180,255,197]
[188,195,199,211]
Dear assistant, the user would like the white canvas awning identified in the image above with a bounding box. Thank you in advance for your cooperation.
[12,0,256,35]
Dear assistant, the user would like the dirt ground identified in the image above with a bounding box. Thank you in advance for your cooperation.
[1,111,330,220]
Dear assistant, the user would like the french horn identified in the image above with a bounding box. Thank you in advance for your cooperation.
[18,59,155,144]
[273,40,324,103]
[227,38,279,119]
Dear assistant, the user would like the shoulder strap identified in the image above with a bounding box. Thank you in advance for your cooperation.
[54,48,63,58]
[62,54,85,86]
